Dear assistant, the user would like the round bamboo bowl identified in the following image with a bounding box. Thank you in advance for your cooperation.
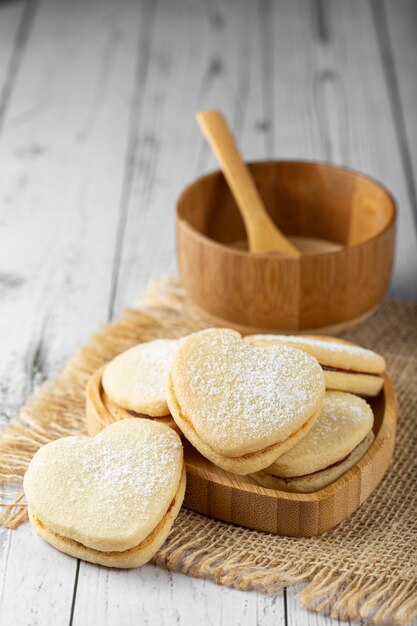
[176,161,396,333]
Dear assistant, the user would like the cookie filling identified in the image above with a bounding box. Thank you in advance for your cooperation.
[322,366,381,377]
[30,495,178,556]
[126,409,171,419]
[101,388,171,420]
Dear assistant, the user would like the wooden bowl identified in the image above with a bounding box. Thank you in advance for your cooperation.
[86,362,397,537]
[176,161,396,333]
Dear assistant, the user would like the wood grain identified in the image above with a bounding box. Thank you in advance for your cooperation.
[0,523,76,625]
[0,0,39,144]
[267,0,417,300]
[177,161,396,332]
[0,0,142,425]
[110,0,267,314]
[87,365,397,537]
[72,561,286,626]
[0,0,151,623]
[0,0,416,624]
[382,0,417,237]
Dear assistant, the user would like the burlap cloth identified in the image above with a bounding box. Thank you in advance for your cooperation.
[1,276,416,625]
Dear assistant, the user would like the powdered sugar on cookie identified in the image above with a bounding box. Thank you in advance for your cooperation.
[305,392,372,437]
[172,330,325,453]
[269,391,374,476]
[24,419,183,549]
[247,334,378,358]
[246,334,386,375]
[102,339,179,415]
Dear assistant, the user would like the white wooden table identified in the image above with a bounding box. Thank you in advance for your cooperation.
[0,1,416,624]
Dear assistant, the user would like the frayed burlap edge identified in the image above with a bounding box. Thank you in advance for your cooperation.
[155,531,417,625]
[0,275,416,625]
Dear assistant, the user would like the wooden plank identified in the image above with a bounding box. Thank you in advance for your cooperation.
[0,0,147,624]
[0,0,24,82]
[0,0,38,422]
[0,0,28,431]
[380,0,417,238]
[0,0,141,423]
[109,0,266,315]
[268,0,417,299]
[0,524,76,626]
[0,1,36,136]
[286,583,353,626]
[72,563,285,626]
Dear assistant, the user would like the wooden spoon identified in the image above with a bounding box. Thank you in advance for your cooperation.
[196,110,300,256]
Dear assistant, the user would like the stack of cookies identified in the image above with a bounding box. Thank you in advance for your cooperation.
[24,327,385,568]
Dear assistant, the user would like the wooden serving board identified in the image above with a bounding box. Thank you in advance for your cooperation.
[86,369,397,537]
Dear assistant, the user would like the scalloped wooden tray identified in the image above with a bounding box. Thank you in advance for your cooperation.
[86,367,397,537]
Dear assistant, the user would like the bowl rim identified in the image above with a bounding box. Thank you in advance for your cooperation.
[176,159,397,259]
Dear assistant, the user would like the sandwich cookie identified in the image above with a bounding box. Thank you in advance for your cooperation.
[251,391,374,492]
[24,419,185,568]
[166,328,325,475]
[245,335,385,397]
[102,339,180,431]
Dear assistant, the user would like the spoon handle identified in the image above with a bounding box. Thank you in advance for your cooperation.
[196,110,300,256]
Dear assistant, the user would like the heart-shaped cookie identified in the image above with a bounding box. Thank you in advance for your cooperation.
[24,419,185,568]
[102,339,180,431]
[246,334,385,397]
[167,329,325,475]
[252,391,374,492]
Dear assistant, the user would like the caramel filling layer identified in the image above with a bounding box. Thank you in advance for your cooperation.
[126,409,171,419]
[322,366,382,377]
[101,388,171,420]
[31,496,176,555]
